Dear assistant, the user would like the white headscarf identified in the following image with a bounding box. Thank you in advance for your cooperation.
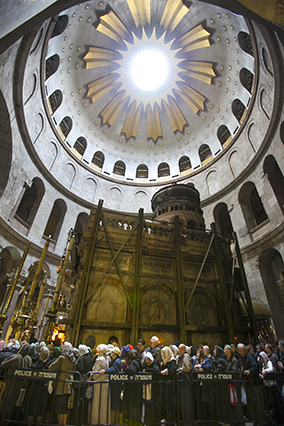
[78,344,89,356]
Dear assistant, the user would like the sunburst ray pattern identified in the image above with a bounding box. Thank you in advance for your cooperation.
[84,0,216,141]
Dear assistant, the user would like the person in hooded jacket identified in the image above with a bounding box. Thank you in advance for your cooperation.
[49,341,76,425]
[160,346,177,423]
[0,342,32,420]
[26,346,52,424]
[124,349,143,425]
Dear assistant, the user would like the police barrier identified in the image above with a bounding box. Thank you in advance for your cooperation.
[0,369,283,425]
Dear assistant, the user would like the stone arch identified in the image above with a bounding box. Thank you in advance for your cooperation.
[240,68,254,94]
[30,27,44,55]
[0,90,12,198]
[158,162,170,177]
[280,121,284,145]
[260,88,271,120]
[48,89,62,115]
[33,112,44,144]
[199,144,213,166]
[107,187,121,210]
[61,163,76,189]
[43,199,67,242]
[186,288,218,327]
[85,178,97,202]
[85,279,127,323]
[239,181,268,231]
[73,136,87,159]
[92,151,104,169]
[134,190,148,210]
[14,177,45,229]
[247,122,257,152]
[232,98,247,123]
[263,155,284,214]
[113,161,125,176]
[206,170,219,196]
[262,47,273,76]
[51,15,68,38]
[228,151,240,178]
[141,283,176,325]
[179,156,192,173]
[24,72,37,105]
[74,212,90,234]
[238,31,253,56]
[217,125,232,148]
[136,164,148,179]
[58,116,72,141]
[46,141,58,171]
[0,246,21,285]
[259,249,284,337]
[45,54,60,80]
[213,202,234,239]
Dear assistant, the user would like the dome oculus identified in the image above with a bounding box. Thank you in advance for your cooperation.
[130,49,169,92]
[84,0,216,141]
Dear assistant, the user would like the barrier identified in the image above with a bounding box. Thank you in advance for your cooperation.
[0,368,283,425]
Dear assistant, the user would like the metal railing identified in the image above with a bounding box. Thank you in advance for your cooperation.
[0,368,283,425]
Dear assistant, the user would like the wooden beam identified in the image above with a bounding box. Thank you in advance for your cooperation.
[131,208,144,344]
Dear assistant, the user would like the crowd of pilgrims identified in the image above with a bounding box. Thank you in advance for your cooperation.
[0,334,284,425]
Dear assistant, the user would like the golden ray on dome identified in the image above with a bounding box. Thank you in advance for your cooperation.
[84,0,216,142]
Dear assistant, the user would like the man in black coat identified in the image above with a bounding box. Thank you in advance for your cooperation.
[237,343,265,424]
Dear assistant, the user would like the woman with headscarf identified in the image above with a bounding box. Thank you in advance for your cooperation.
[142,352,160,425]
[99,346,122,424]
[160,346,177,423]
[71,344,93,425]
[0,342,32,421]
[90,343,110,425]
[26,346,52,424]
[48,341,76,425]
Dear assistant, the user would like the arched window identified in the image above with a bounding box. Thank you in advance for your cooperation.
[199,144,213,165]
[136,164,148,179]
[45,54,60,80]
[263,155,284,214]
[91,151,104,169]
[240,68,254,93]
[232,99,247,123]
[0,90,12,198]
[51,15,68,38]
[43,199,67,242]
[74,212,90,238]
[15,178,45,229]
[262,47,273,76]
[73,137,87,158]
[259,249,284,337]
[58,116,72,140]
[280,121,284,145]
[158,162,170,177]
[213,203,234,239]
[217,125,232,147]
[239,182,268,231]
[179,156,192,173]
[48,90,62,115]
[238,31,253,56]
[113,161,125,176]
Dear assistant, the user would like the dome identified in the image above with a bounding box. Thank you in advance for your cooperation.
[43,0,254,184]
